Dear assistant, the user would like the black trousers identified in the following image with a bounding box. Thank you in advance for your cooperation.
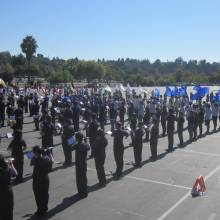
[99,119,105,130]
[198,122,203,135]
[188,126,193,140]
[133,144,142,166]
[73,122,79,132]
[145,129,149,142]
[205,120,210,133]
[119,115,125,126]
[150,138,158,158]
[62,143,72,164]
[0,114,5,127]
[212,116,218,130]
[161,121,166,135]
[76,165,87,196]
[177,129,183,145]
[13,155,24,181]
[113,148,124,176]
[25,104,28,113]
[94,156,106,184]
[34,118,39,130]
[0,188,14,220]
[193,125,198,139]
[33,177,49,213]
[89,138,95,157]
[167,131,174,150]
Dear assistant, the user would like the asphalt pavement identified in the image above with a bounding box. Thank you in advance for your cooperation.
[1,114,220,220]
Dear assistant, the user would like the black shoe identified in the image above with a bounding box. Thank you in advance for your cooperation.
[15,177,23,183]
[132,163,142,168]
[76,193,88,199]
[178,143,183,147]
[112,172,122,178]
[34,211,47,217]
[99,182,106,187]
[63,162,72,167]
[150,156,157,161]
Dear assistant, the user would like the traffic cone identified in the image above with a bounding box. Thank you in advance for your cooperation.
[191,175,206,197]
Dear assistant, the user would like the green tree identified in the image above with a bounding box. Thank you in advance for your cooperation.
[75,61,105,82]
[0,63,14,83]
[174,70,183,83]
[62,69,73,83]
[20,35,38,82]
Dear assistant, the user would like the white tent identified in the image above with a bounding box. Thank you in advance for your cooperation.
[104,85,112,93]
[126,83,132,94]
[119,83,125,92]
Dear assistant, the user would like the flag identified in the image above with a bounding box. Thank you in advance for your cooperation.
[197,87,209,97]
[154,88,160,97]
[212,94,220,103]
[193,85,200,92]
[164,86,172,97]
[192,86,209,100]
[172,86,179,97]
[25,151,33,159]
[179,85,187,96]
[191,93,199,100]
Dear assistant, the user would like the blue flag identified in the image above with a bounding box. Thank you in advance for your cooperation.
[191,93,199,100]
[212,94,220,103]
[165,86,172,97]
[180,85,187,96]
[154,88,160,97]
[25,151,33,159]
[192,86,209,100]
[193,85,200,92]
[197,87,209,97]
[172,86,179,97]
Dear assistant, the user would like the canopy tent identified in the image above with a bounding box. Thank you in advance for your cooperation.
[104,85,112,93]
[119,83,125,92]
[138,85,149,95]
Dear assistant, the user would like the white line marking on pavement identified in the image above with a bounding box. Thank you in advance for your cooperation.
[178,149,220,157]
[157,165,220,220]
[125,175,191,190]
[87,167,191,190]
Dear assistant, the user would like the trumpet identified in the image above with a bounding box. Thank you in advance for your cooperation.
[7,119,16,128]
[6,157,15,164]
[55,122,62,135]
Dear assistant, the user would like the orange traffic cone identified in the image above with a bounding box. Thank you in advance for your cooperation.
[191,175,206,197]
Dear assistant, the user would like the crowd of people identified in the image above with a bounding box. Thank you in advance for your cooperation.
[0,84,220,219]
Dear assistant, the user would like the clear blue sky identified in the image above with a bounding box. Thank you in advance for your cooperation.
[0,0,220,62]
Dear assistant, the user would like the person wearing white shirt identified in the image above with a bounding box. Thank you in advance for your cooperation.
[204,104,212,134]
[211,103,218,131]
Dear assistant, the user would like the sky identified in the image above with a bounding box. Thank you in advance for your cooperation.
[0,0,220,62]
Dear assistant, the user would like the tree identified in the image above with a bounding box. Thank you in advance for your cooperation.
[20,35,38,82]
[174,70,183,83]
[0,63,14,83]
[75,61,105,82]
[0,51,11,64]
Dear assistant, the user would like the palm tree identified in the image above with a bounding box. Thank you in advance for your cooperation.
[20,35,38,82]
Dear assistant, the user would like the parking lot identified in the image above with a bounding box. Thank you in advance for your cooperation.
[1,114,220,220]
